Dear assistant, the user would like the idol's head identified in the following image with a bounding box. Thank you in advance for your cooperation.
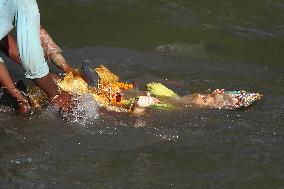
[190,92,224,108]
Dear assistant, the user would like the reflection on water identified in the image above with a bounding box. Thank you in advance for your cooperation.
[0,0,284,188]
[38,0,284,67]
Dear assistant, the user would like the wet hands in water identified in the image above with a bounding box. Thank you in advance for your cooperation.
[17,99,31,114]
[51,91,73,111]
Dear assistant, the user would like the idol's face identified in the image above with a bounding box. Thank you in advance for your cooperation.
[194,94,216,107]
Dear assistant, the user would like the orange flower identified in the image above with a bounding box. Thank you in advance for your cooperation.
[128,84,134,89]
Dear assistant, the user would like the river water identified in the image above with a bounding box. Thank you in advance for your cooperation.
[0,0,284,188]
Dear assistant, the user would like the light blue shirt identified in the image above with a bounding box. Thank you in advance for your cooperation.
[0,0,49,79]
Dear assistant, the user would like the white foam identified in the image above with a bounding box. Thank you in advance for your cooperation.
[62,93,99,126]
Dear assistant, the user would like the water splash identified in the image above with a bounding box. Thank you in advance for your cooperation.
[62,93,99,125]
[149,127,180,141]
[0,87,4,98]
[0,105,13,113]
[0,87,14,115]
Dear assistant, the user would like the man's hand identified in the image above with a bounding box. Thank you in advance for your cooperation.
[61,62,74,73]
[17,100,32,114]
[50,73,61,83]
[51,91,72,112]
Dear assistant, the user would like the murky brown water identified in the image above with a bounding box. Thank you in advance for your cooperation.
[0,0,283,188]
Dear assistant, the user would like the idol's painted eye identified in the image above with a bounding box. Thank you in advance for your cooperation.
[202,96,207,103]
